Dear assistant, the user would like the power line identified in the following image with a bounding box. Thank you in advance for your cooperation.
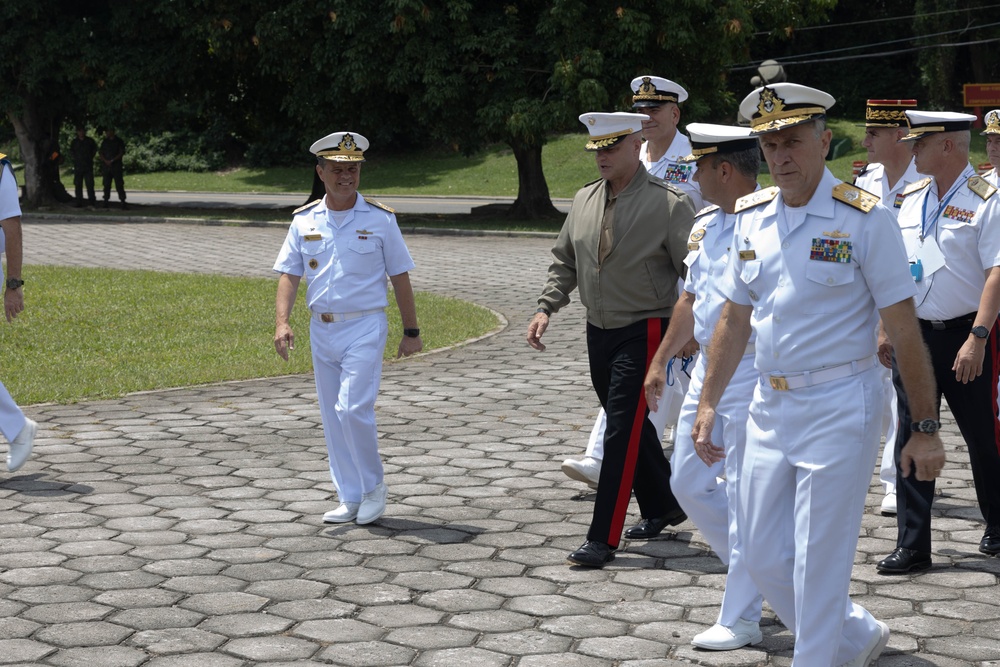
[751,3,1000,35]
[729,35,1000,71]
[734,19,1000,69]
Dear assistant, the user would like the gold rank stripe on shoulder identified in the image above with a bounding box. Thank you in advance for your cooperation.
[694,204,720,218]
[364,196,395,213]
[967,175,997,201]
[734,186,779,213]
[293,199,322,215]
[0,153,6,161]
[832,183,879,213]
[902,177,932,196]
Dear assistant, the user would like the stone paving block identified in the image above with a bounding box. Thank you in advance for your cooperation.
[46,645,149,667]
[198,611,294,637]
[109,606,205,631]
[0,617,40,638]
[314,640,416,667]
[221,635,319,661]
[517,654,611,667]
[448,609,536,633]
[292,618,384,642]
[92,587,185,609]
[384,625,479,650]
[477,629,573,655]
[243,578,331,601]
[20,601,112,624]
[141,653,245,667]
[128,627,227,654]
[266,599,356,621]
[412,647,512,667]
[34,620,132,647]
[179,592,269,615]
[0,639,56,664]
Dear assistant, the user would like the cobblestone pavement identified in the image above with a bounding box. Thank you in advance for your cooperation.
[3,219,997,666]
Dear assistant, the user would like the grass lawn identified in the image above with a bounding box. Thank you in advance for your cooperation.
[2,265,499,405]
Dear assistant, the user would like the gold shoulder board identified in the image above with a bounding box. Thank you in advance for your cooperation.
[364,196,395,213]
[0,153,6,161]
[902,177,932,196]
[832,183,879,213]
[694,204,720,219]
[967,175,997,201]
[734,186,779,213]
[293,199,322,215]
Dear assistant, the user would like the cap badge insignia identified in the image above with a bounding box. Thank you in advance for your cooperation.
[758,87,785,116]
[690,229,706,243]
[338,133,358,152]
[638,77,657,96]
[988,110,1000,126]
[587,117,596,126]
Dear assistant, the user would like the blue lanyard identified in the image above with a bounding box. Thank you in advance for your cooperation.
[920,177,964,242]
[665,355,694,386]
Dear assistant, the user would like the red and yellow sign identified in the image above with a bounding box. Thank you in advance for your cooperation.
[964,84,1000,107]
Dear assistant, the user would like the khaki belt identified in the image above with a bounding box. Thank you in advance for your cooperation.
[313,308,384,323]
[767,355,878,391]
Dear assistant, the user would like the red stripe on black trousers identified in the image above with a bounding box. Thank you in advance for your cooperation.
[585,318,680,548]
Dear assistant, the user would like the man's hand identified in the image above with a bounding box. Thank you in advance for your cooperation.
[274,323,294,361]
[397,335,423,358]
[4,287,23,323]
[877,326,894,368]
[678,338,700,359]
[953,337,985,384]
[526,312,549,351]
[643,364,667,413]
[692,405,725,466]
[900,432,945,481]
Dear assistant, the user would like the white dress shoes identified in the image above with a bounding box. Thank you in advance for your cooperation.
[838,620,889,667]
[357,482,388,524]
[692,618,763,651]
[323,502,360,523]
[561,456,601,489]
[880,493,897,515]
[8,418,37,472]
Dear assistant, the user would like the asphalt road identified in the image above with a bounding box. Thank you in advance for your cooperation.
[126,191,573,215]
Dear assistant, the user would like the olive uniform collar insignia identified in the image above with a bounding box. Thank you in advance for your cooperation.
[735,186,779,213]
[294,199,322,215]
[364,196,395,213]
[832,183,879,213]
[967,175,997,201]
[902,178,932,196]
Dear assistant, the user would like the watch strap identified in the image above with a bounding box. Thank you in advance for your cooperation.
[403,328,420,338]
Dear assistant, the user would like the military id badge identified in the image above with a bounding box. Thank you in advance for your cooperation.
[810,238,852,263]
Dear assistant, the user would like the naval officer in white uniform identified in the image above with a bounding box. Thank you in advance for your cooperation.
[982,109,1000,186]
[643,123,764,651]
[694,83,944,666]
[273,131,422,525]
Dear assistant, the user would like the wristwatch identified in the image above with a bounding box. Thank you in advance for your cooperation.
[972,325,990,339]
[403,328,420,338]
[5,278,23,290]
[910,418,941,435]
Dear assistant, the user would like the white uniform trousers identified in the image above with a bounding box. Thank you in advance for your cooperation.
[310,312,388,504]
[0,380,25,443]
[671,351,762,627]
[878,367,898,496]
[741,366,883,665]
[584,353,692,460]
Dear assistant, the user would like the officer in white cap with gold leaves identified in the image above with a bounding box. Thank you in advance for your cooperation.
[981,109,1000,186]
[877,110,1000,573]
[560,76,701,489]
[643,123,764,651]
[693,83,943,665]
[273,131,422,526]
[854,98,924,518]
[527,111,695,568]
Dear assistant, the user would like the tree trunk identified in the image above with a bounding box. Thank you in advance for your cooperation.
[509,141,559,219]
[8,99,62,208]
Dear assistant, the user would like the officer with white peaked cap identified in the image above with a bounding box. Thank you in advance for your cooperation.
[528,111,695,568]
[273,131,422,526]
[981,109,1000,185]
[694,83,943,665]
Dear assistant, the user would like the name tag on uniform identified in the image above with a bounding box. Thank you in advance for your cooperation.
[739,250,756,261]
[303,234,322,241]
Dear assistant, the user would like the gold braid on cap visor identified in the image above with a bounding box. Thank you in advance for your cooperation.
[585,130,632,150]
[632,93,678,103]
[751,106,827,133]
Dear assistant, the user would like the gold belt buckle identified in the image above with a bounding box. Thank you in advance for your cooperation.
[769,376,789,391]
[321,313,334,323]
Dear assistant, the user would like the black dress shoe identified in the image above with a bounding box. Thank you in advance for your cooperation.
[624,507,687,539]
[567,541,615,567]
[876,547,932,574]
[979,529,1000,555]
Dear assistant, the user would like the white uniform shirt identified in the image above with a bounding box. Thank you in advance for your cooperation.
[854,159,922,219]
[0,161,17,254]
[722,168,916,374]
[273,193,415,313]
[683,202,757,347]
[643,132,703,210]
[896,165,1000,320]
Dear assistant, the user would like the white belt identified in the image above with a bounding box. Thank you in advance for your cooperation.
[702,342,755,358]
[766,355,878,391]
[313,308,384,323]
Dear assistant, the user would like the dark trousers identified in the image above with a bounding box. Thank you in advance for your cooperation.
[102,164,126,202]
[893,315,1000,552]
[586,318,681,548]
[74,169,95,204]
